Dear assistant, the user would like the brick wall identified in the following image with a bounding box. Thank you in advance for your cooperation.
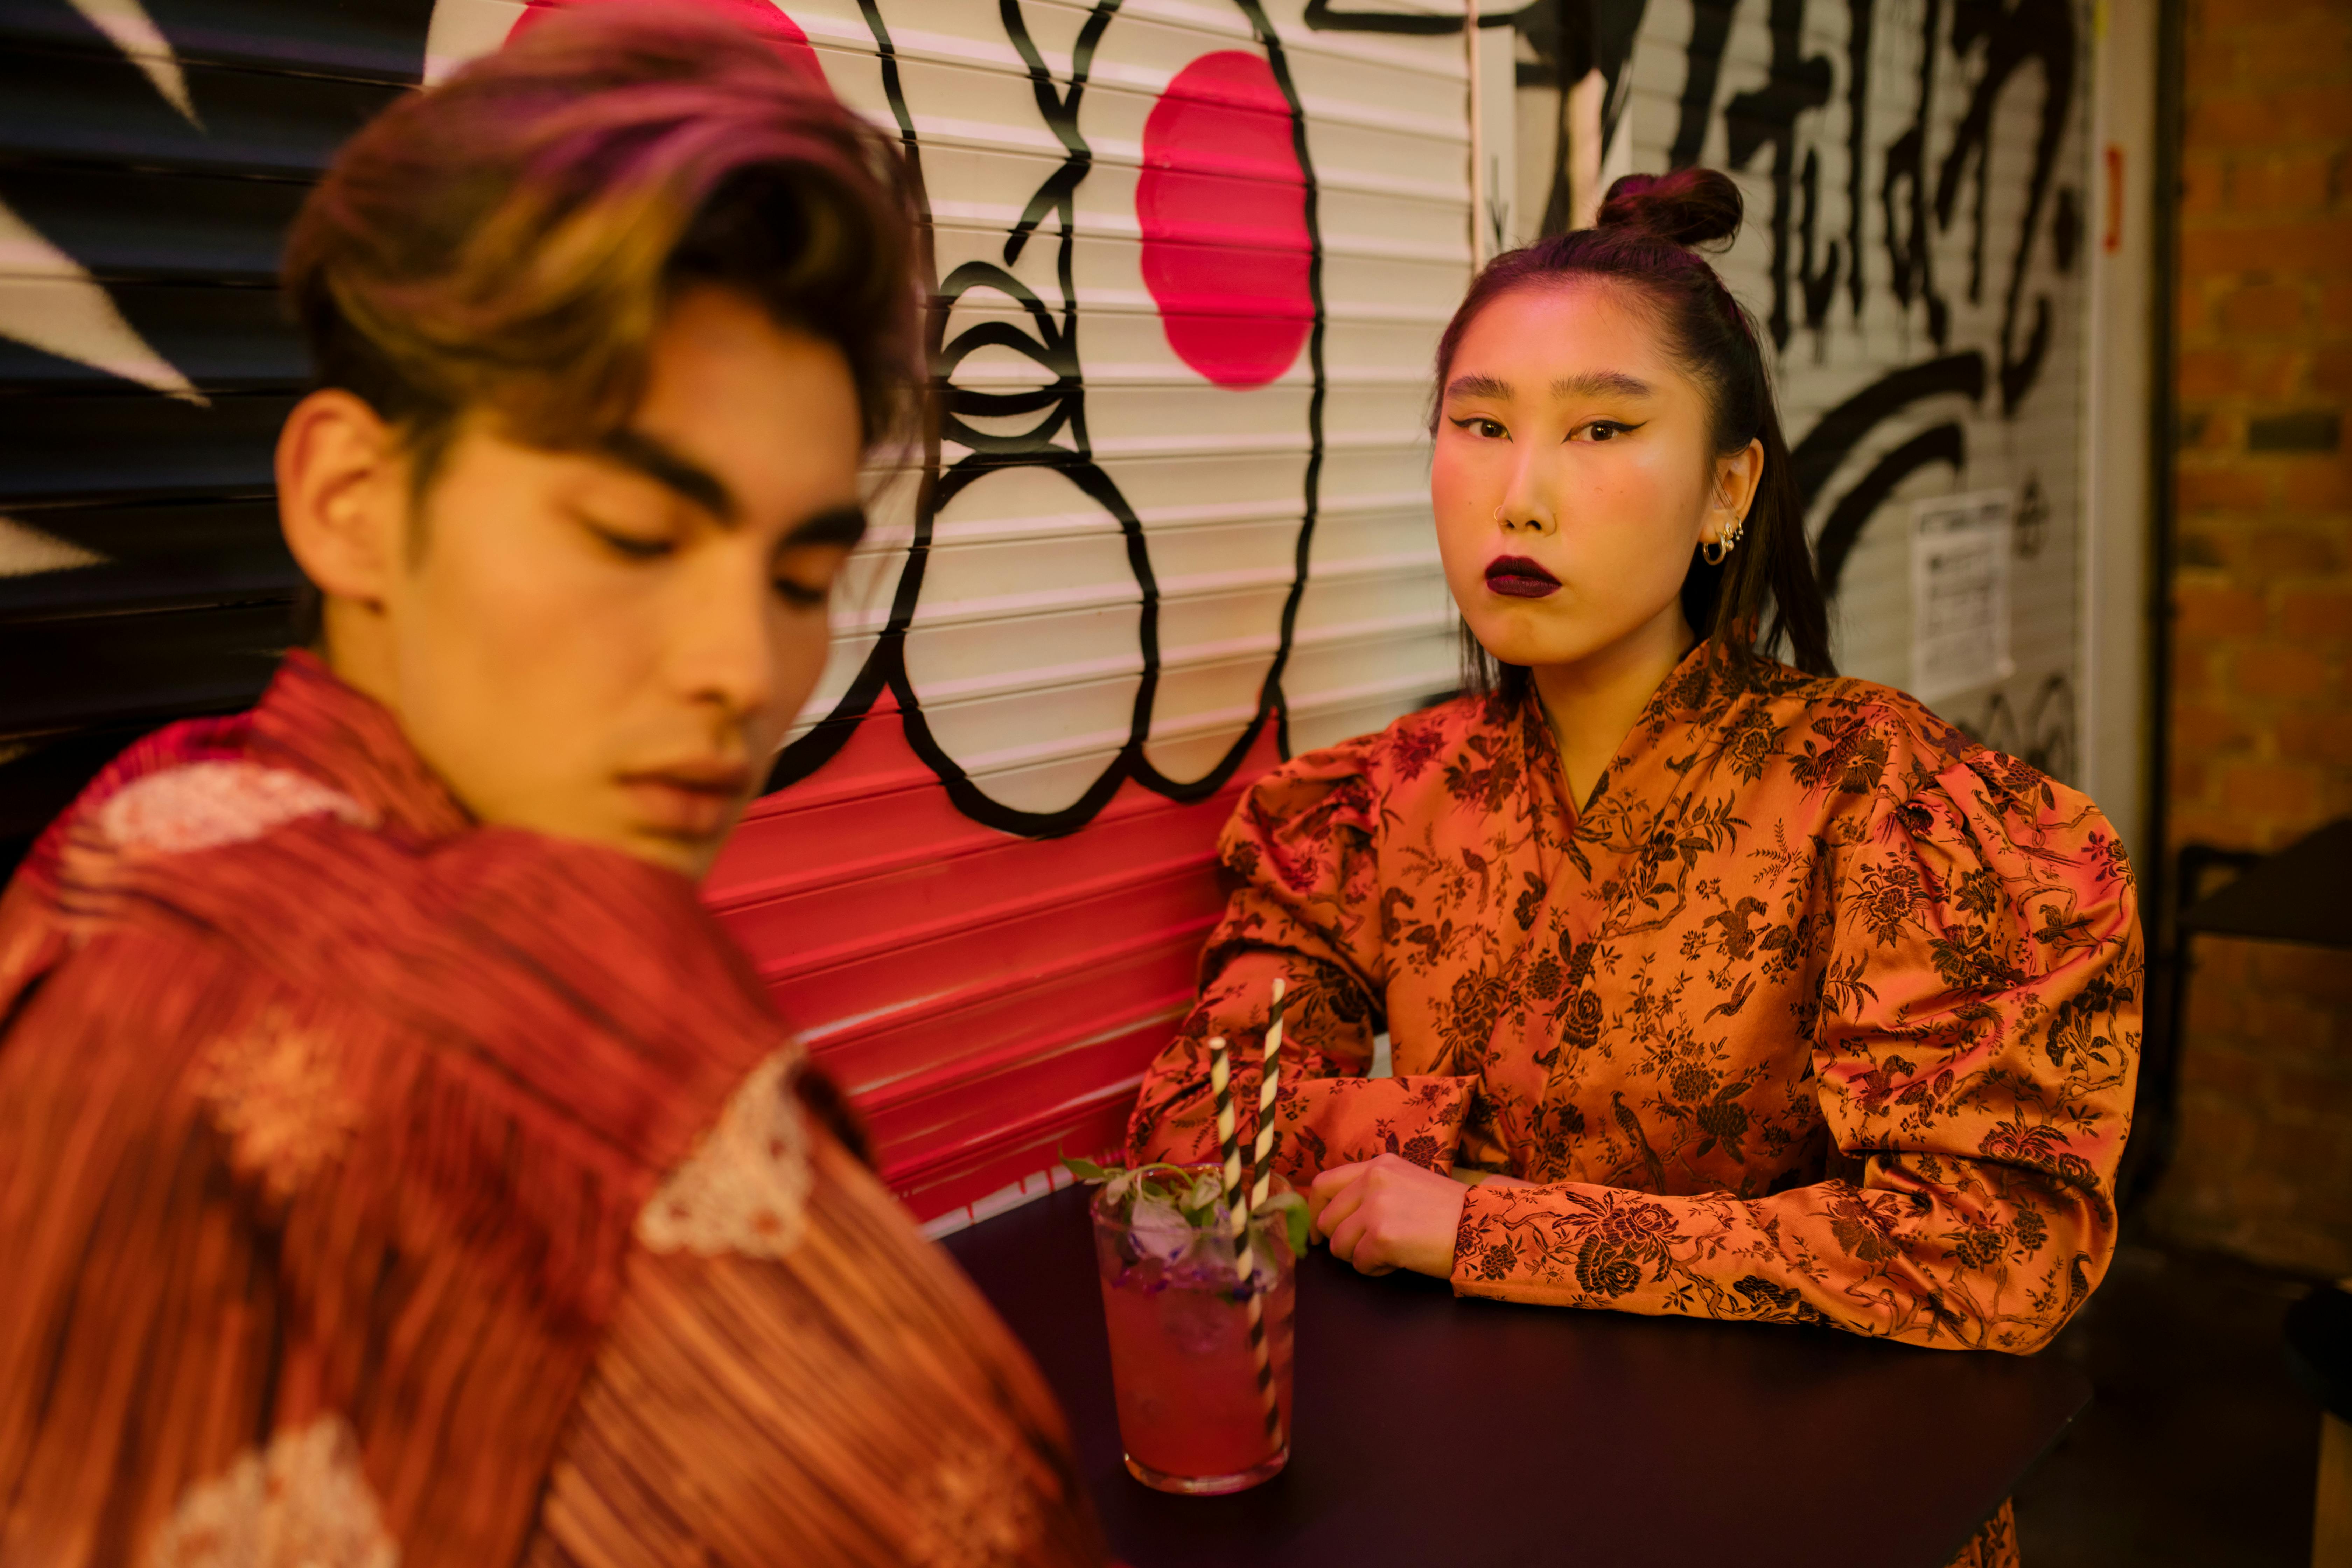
[2153,0,2352,1277]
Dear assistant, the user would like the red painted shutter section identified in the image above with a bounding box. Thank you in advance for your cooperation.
[708,697,1275,1220]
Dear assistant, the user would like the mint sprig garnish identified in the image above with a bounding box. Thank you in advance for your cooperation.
[1063,1155,1306,1261]
[1254,1189,1311,1258]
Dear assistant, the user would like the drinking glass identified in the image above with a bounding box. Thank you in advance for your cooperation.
[1091,1167,1296,1494]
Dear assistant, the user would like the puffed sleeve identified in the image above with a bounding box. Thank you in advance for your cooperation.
[1126,735,1479,1184]
[1449,739,2142,1352]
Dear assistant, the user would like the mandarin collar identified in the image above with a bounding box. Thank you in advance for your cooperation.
[1514,640,1744,846]
[244,651,476,843]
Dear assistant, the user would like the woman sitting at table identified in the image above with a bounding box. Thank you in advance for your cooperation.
[1128,168,2139,1563]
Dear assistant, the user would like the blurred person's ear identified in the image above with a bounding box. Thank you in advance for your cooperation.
[275,388,410,611]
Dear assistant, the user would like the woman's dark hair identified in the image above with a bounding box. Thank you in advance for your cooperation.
[1435,167,1833,701]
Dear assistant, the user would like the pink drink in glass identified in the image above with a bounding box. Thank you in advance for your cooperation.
[1091,1169,1296,1494]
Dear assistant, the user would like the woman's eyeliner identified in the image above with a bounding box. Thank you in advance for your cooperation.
[1444,414,1644,441]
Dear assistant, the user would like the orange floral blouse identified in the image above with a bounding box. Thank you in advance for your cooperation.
[1128,645,2142,1357]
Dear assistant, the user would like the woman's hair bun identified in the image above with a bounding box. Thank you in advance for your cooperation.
[1594,168,1743,250]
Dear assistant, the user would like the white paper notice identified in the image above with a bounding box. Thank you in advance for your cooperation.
[1909,490,2014,701]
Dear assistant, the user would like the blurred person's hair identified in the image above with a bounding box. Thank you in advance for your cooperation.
[1433,167,1834,700]
[280,0,919,624]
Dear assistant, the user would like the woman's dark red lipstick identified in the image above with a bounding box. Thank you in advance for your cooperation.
[1484,555,1561,598]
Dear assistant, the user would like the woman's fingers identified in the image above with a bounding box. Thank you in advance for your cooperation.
[1308,1167,1370,1242]
[1315,1154,1470,1278]
[1323,1207,1397,1275]
[1310,1154,1478,1275]
[1306,1160,1373,1233]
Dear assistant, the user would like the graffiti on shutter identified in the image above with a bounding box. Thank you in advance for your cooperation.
[0,0,1470,1218]
[1344,0,2089,778]
[0,0,2089,1217]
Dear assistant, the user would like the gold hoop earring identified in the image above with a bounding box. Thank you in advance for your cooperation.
[1702,520,1742,567]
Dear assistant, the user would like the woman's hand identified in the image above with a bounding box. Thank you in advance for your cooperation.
[1306,1154,1473,1278]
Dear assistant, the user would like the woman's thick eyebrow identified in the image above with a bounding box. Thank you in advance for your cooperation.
[1443,373,1513,400]
[1550,370,1653,399]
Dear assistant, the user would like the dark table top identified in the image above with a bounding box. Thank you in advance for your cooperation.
[2178,817,2352,948]
[945,1184,2090,1568]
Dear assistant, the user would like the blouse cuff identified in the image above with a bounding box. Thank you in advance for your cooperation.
[1449,1181,1534,1300]
[1446,1181,1617,1307]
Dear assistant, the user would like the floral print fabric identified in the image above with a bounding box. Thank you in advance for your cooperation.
[1128,645,2141,1356]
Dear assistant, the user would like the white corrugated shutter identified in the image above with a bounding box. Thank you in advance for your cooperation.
[422,0,1481,1219]
[4,0,1478,1220]
[4,0,2100,1221]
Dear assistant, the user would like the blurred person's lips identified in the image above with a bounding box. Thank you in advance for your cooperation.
[619,762,752,837]
[1484,555,1561,598]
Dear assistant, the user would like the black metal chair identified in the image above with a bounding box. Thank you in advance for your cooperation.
[2131,819,2351,1566]
[2286,1281,2352,1567]
[2123,818,2352,1209]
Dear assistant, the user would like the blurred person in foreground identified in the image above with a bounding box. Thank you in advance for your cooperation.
[0,10,1104,1565]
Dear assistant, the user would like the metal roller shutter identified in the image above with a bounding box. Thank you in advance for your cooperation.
[0,0,433,860]
[1590,0,2091,772]
[1,0,1474,1223]
[5,0,2091,1226]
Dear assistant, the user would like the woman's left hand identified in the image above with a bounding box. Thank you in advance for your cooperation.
[1306,1154,1470,1278]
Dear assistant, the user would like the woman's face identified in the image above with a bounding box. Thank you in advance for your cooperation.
[1430,279,1756,678]
[296,286,866,880]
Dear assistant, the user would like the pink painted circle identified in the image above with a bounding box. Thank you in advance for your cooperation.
[1138,51,1312,390]
[506,0,822,82]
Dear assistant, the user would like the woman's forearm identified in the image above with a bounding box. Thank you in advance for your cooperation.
[1449,1161,2114,1353]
